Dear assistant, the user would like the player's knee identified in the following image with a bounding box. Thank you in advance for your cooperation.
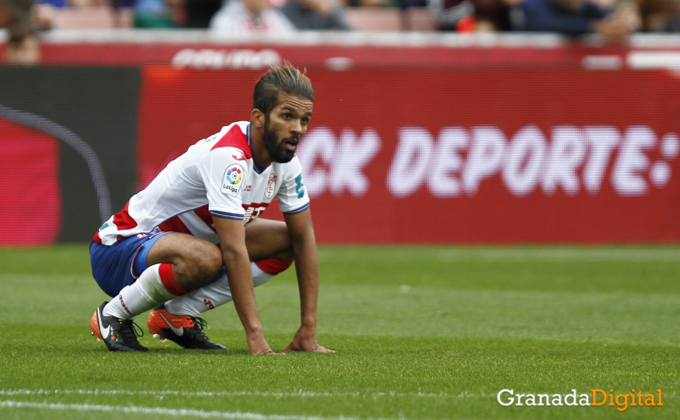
[184,243,222,284]
[198,244,223,276]
[265,243,293,263]
[277,247,294,263]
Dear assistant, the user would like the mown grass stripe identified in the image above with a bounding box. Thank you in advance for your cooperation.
[433,248,680,261]
[316,247,680,262]
[0,388,490,399]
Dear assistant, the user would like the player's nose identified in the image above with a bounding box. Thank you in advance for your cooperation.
[290,119,303,134]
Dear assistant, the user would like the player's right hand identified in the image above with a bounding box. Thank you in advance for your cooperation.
[247,332,285,355]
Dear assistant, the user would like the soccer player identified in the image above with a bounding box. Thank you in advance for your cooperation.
[89,64,333,355]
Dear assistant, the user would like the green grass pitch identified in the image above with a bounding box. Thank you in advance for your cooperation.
[0,245,678,419]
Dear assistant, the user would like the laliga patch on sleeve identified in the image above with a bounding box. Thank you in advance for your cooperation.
[221,164,245,196]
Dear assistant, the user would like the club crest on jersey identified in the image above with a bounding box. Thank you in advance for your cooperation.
[265,174,277,199]
[222,165,244,196]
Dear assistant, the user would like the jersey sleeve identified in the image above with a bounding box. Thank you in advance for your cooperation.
[199,148,247,221]
[277,156,310,214]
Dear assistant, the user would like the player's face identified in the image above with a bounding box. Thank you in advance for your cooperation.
[263,93,313,163]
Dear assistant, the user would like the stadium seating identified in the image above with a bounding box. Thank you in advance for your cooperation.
[402,7,437,31]
[345,8,401,31]
[52,6,132,29]
[50,5,435,31]
[346,7,438,32]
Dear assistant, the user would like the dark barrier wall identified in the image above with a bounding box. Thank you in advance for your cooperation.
[0,68,140,244]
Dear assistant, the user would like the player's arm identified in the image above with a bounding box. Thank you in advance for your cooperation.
[213,216,280,355]
[283,209,334,353]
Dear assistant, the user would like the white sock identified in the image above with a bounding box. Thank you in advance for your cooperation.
[103,264,178,319]
[164,262,275,317]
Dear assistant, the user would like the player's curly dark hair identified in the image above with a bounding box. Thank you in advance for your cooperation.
[253,63,314,115]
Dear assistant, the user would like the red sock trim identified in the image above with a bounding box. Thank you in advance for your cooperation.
[255,259,292,275]
[158,263,189,296]
[119,295,136,316]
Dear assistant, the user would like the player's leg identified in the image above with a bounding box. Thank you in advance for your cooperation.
[91,232,222,352]
[244,218,294,263]
[150,219,294,346]
[245,218,295,288]
[102,232,222,319]
[90,235,155,352]
[130,232,227,350]
[168,218,294,315]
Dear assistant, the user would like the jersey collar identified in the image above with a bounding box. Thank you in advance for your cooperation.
[247,123,270,175]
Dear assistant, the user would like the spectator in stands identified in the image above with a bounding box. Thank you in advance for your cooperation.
[183,0,221,27]
[33,2,59,31]
[429,0,522,31]
[0,0,39,65]
[348,0,398,7]
[473,0,524,30]
[636,0,678,31]
[133,0,183,27]
[519,0,640,40]
[33,0,64,31]
[209,0,296,33]
[669,0,680,30]
[429,0,474,30]
[279,0,352,30]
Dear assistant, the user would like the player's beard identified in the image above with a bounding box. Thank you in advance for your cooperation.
[263,114,297,163]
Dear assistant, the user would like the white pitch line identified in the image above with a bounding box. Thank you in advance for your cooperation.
[0,400,414,420]
[0,388,490,399]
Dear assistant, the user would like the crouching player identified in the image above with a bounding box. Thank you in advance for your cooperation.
[89,64,333,355]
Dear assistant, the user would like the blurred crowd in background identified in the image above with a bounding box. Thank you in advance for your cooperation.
[2,0,680,64]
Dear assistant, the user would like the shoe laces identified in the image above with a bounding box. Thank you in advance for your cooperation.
[192,317,208,331]
[189,317,213,340]
[119,319,144,343]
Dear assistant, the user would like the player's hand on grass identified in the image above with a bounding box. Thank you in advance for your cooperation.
[285,327,335,353]
[247,332,285,355]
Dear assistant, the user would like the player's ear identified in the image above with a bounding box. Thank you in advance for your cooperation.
[251,108,265,128]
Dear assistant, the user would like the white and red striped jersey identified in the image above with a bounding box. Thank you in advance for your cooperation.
[94,122,310,246]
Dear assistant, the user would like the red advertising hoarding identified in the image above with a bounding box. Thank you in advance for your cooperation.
[138,65,680,243]
[0,119,61,246]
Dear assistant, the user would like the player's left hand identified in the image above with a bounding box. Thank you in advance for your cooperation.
[285,327,335,353]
